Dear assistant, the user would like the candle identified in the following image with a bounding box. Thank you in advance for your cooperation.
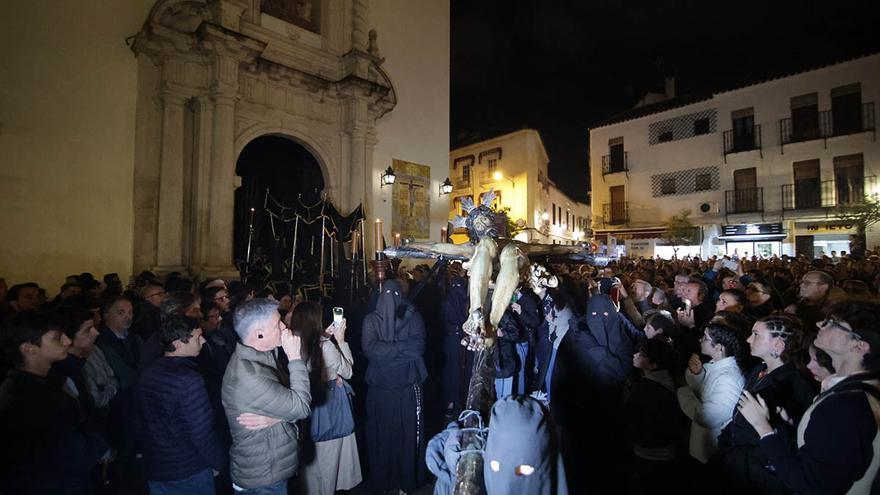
[394,233,401,248]
[351,230,360,258]
[441,227,447,243]
[374,219,384,260]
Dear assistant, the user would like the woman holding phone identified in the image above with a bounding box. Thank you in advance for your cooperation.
[294,302,362,495]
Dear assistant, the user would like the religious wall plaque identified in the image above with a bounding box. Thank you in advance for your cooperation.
[391,159,430,240]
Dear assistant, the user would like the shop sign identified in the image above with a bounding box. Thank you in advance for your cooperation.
[625,238,655,258]
[721,223,784,236]
[795,221,857,234]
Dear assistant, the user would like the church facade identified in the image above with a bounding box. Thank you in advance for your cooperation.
[0,0,450,289]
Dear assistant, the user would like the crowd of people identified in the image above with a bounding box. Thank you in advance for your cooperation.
[0,249,878,495]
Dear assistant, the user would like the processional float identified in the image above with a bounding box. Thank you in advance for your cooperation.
[381,190,610,494]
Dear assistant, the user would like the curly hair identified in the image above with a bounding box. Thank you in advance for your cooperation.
[706,322,749,373]
[826,299,880,371]
[758,312,805,369]
[158,314,200,353]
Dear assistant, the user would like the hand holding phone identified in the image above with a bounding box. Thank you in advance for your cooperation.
[722,259,739,272]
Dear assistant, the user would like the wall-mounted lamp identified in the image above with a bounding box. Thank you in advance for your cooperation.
[541,211,550,221]
[380,166,396,188]
[439,177,453,196]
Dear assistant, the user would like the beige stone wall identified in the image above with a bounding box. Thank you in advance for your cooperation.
[0,1,154,291]
[369,0,451,245]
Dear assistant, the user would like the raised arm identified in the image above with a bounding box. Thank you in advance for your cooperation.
[383,242,475,261]
[238,359,312,421]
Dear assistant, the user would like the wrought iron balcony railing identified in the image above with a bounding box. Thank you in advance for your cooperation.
[602,201,629,225]
[723,124,762,155]
[725,187,764,214]
[779,102,875,153]
[601,152,628,176]
[781,175,876,213]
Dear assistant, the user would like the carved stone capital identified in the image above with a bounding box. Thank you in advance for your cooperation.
[160,84,190,105]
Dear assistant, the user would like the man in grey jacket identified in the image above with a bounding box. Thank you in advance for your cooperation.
[221,298,311,495]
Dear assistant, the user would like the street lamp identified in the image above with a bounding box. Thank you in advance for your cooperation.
[380,166,396,188]
[492,170,515,188]
[439,177,453,196]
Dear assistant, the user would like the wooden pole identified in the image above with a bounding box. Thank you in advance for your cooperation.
[453,346,496,495]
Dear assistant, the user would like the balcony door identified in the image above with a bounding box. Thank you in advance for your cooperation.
[731,108,755,151]
[831,83,862,136]
[610,185,625,223]
[834,153,865,205]
[734,168,757,212]
[791,93,819,141]
[793,159,821,209]
[609,137,625,172]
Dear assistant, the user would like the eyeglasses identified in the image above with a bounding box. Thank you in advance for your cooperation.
[819,317,862,341]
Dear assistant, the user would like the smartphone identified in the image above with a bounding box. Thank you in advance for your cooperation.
[332,307,344,327]
[684,299,692,312]
[722,259,739,271]
[610,286,621,306]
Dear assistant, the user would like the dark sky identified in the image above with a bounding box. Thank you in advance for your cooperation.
[451,0,879,203]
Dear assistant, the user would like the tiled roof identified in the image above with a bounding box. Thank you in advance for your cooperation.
[591,50,880,130]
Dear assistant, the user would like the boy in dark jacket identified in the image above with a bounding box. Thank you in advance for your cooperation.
[0,311,111,495]
[136,314,226,494]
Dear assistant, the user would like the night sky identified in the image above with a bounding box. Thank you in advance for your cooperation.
[451,0,879,203]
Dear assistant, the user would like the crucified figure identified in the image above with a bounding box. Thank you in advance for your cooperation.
[383,190,605,351]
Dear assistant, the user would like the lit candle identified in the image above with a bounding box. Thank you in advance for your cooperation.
[374,219,384,260]
[394,233,401,247]
[441,227,447,243]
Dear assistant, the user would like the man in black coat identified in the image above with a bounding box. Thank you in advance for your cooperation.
[0,311,111,495]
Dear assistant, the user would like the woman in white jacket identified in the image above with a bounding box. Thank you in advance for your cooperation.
[677,322,746,464]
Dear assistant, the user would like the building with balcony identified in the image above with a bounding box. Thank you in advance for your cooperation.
[448,129,590,244]
[589,53,880,258]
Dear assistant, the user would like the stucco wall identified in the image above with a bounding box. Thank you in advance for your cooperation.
[369,0,450,245]
[0,1,154,291]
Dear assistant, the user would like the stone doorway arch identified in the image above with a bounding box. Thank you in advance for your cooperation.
[233,134,324,279]
[130,0,396,280]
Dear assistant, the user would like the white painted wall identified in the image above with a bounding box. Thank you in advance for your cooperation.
[0,1,154,290]
[590,53,880,254]
[370,0,450,245]
[448,129,588,244]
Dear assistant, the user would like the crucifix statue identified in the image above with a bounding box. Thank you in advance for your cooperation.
[383,190,608,493]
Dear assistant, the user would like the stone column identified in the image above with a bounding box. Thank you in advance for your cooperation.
[351,0,368,52]
[154,90,188,272]
[203,90,238,274]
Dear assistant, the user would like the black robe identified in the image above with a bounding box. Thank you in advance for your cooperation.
[362,280,428,492]
[440,276,472,411]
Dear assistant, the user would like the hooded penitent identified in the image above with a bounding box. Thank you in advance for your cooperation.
[582,293,633,387]
[483,396,568,495]
[362,279,428,389]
